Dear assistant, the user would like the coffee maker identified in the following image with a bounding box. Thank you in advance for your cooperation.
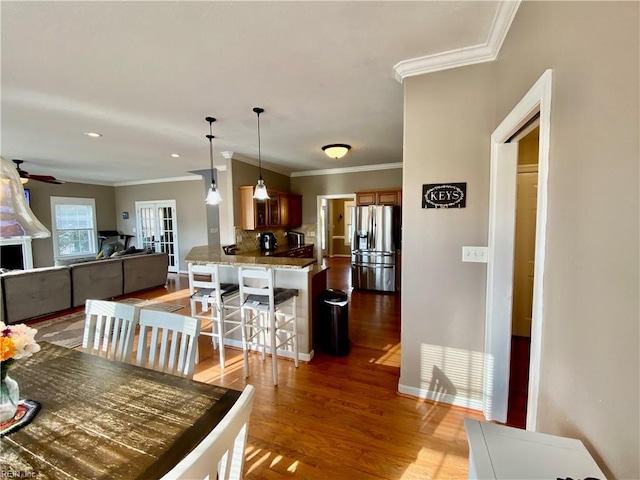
[259,232,277,251]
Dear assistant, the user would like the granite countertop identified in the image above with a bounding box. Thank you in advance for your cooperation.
[185,245,316,270]
[244,243,315,257]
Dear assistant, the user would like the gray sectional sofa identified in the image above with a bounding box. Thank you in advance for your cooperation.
[0,252,169,324]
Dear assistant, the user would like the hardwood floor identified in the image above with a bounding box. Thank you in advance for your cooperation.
[41,257,485,479]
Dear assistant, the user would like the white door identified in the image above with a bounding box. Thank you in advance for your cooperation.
[136,200,179,273]
[483,143,518,422]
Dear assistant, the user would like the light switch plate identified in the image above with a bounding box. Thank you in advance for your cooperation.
[462,246,488,263]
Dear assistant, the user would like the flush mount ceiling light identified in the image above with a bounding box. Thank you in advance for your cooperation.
[204,117,222,205]
[170,153,180,158]
[322,144,351,159]
[84,132,102,138]
[252,107,270,201]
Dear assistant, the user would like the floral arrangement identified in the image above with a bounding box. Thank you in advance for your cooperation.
[1,322,40,370]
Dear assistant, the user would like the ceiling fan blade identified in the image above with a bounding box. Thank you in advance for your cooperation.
[29,174,66,184]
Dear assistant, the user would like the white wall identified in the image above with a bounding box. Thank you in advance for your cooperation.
[401,2,639,478]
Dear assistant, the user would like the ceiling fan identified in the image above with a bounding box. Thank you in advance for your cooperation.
[12,159,65,184]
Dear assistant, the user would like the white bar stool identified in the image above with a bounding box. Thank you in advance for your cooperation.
[188,263,241,371]
[237,266,299,385]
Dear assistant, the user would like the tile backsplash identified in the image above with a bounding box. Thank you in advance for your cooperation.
[232,224,317,252]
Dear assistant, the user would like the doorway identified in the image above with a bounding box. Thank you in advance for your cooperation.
[316,194,356,262]
[135,200,179,273]
[507,126,539,428]
[483,70,552,429]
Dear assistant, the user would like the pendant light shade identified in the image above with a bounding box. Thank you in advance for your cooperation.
[0,156,51,238]
[252,107,270,201]
[253,178,269,201]
[205,116,222,205]
[206,183,222,205]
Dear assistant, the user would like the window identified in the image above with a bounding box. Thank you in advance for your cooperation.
[50,197,97,258]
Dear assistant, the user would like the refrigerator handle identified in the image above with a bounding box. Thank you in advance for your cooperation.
[370,206,376,250]
[367,207,374,250]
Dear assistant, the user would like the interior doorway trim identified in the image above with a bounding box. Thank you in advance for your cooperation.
[316,193,356,263]
[483,69,552,429]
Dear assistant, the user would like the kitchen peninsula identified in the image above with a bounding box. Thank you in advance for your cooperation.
[185,246,327,361]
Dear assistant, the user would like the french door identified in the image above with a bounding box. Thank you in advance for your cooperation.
[135,200,179,273]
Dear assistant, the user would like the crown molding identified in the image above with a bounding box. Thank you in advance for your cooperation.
[113,175,204,187]
[291,162,402,178]
[231,155,293,177]
[393,0,521,82]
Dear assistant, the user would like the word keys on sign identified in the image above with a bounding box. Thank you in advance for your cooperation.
[422,183,467,209]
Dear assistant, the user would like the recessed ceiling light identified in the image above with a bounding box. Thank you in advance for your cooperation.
[84,132,102,138]
[170,153,181,158]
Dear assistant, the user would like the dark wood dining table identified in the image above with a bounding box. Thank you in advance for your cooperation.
[0,342,241,479]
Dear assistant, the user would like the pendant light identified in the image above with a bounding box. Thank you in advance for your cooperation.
[205,116,222,205]
[252,107,270,201]
[0,156,51,238]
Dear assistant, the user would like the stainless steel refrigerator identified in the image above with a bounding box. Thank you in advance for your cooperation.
[351,205,400,292]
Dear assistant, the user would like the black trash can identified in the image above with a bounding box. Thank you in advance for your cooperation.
[322,289,350,356]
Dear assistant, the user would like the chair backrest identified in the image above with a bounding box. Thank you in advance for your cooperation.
[238,266,275,310]
[83,299,140,362]
[136,309,201,378]
[161,384,256,480]
[188,263,222,296]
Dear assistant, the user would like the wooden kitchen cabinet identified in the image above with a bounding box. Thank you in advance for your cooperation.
[267,196,280,226]
[377,189,402,205]
[239,186,302,230]
[356,189,402,206]
[355,191,376,206]
[280,193,302,229]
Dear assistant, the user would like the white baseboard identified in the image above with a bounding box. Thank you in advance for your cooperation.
[397,382,483,411]
[222,338,314,363]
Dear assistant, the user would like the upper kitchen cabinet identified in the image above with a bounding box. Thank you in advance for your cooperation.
[356,189,402,206]
[280,193,302,229]
[239,186,302,230]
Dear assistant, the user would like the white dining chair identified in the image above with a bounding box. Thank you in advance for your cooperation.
[238,266,299,386]
[136,309,201,378]
[161,384,256,480]
[188,263,241,370]
[82,299,140,363]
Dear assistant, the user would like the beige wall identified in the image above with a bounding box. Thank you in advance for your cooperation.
[191,167,233,246]
[25,181,117,267]
[115,179,208,273]
[231,159,291,228]
[291,169,402,223]
[499,2,638,477]
[402,62,495,408]
[401,2,639,478]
